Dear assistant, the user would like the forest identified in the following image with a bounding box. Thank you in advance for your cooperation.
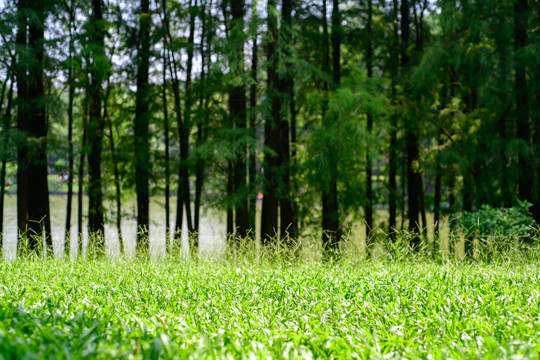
[0,0,539,259]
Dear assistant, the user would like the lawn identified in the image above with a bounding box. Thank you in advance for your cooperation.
[0,258,539,359]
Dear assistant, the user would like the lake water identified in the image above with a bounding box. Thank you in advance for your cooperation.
[1,194,227,260]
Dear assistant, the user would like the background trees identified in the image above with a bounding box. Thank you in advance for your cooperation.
[0,0,539,258]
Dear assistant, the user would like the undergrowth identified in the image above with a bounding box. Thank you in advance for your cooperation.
[1,245,540,359]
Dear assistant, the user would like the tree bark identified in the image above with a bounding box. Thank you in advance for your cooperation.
[515,0,532,203]
[64,1,75,257]
[17,0,52,255]
[365,0,374,243]
[87,0,106,244]
[134,0,152,249]
[401,0,421,249]
[321,0,341,257]
[388,0,399,239]
[278,0,296,243]
[230,0,250,239]
[161,0,189,243]
[162,43,171,253]
[248,8,258,233]
[260,0,280,244]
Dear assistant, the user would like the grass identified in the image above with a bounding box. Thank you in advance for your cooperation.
[0,256,540,359]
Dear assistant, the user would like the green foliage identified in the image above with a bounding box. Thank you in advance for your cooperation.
[452,201,539,242]
[1,260,540,358]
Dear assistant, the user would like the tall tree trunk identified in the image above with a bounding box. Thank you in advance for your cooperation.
[77,85,89,257]
[278,0,295,243]
[248,8,258,232]
[515,0,532,203]
[64,3,75,257]
[534,5,540,223]
[17,0,52,255]
[161,0,187,243]
[434,136,442,237]
[184,0,196,240]
[321,0,341,257]
[260,0,280,244]
[87,0,106,244]
[365,0,374,243]
[230,0,250,239]
[134,0,152,249]
[162,44,171,253]
[194,0,212,239]
[388,0,399,239]
[401,0,421,248]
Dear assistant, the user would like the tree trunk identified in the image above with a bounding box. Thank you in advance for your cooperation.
[184,0,196,242]
[134,0,152,249]
[87,0,106,245]
[161,0,188,243]
[321,0,341,257]
[534,5,540,223]
[162,43,171,253]
[77,85,89,257]
[515,0,532,203]
[64,3,75,257]
[365,0,374,243]
[248,9,258,232]
[434,136,442,236]
[278,0,296,243]
[401,0,421,248]
[230,0,250,239]
[260,0,280,244]
[17,0,52,256]
[388,0,399,240]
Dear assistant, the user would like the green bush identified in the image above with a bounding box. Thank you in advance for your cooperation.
[452,201,538,243]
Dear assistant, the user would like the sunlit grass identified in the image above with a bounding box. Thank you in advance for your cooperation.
[0,256,539,359]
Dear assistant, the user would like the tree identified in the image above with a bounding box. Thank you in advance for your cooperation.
[134,0,152,248]
[16,0,52,254]
[320,0,341,256]
[87,0,107,242]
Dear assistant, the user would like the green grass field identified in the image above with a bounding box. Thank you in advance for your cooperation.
[0,258,539,359]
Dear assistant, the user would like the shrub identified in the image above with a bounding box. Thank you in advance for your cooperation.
[451,201,538,243]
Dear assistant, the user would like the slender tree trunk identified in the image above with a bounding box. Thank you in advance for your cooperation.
[161,0,187,242]
[230,0,250,239]
[388,0,399,239]
[533,4,540,223]
[77,87,89,257]
[261,0,280,244]
[87,0,106,243]
[365,0,374,243]
[162,45,171,252]
[248,12,258,232]
[321,0,341,257]
[515,0,532,203]
[64,3,75,257]
[278,0,295,243]
[401,0,421,248]
[17,0,52,255]
[194,0,211,238]
[134,0,152,249]
[434,136,442,237]
[184,0,196,240]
